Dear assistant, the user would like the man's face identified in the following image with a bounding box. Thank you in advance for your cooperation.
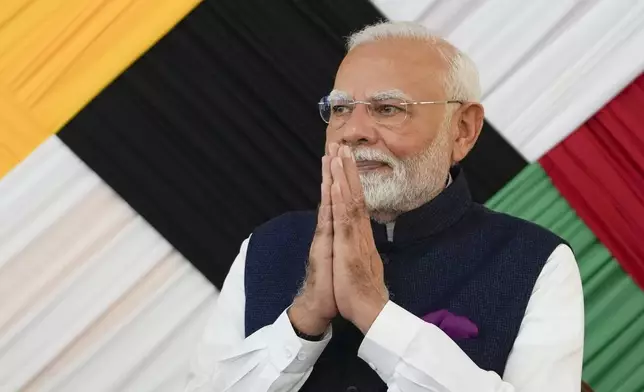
[325,39,457,214]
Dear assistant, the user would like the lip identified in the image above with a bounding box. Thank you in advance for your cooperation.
[356,160,389,172]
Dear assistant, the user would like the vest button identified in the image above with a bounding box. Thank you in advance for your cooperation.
[346,387,359,392]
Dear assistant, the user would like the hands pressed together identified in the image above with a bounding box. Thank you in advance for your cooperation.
[288,143,389,337]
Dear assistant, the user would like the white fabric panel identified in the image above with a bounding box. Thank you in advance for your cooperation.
[0,137,216,392]
[371,0,644,161]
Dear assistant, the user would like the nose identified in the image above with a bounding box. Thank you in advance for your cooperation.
[340,104,377,146]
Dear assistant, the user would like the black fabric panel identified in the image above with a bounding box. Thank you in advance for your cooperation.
[58,0,526,288]
[461,122,527,202]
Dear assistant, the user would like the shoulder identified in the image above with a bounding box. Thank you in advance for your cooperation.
[244,210,315,290]
[251,210,317,236]
[472,203,564,239]
[465,203,568,257]
[247,209,317,251]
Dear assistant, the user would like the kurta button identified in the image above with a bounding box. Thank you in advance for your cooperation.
[346,387,359,392]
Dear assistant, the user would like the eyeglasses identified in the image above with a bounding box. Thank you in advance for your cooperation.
[318,96,464,127]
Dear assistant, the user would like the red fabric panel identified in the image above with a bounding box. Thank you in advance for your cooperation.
[540,73,644,290]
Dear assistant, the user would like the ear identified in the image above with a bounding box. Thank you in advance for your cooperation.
[451,102,484,163]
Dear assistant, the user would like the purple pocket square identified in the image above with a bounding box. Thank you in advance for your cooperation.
[421,309,478,340]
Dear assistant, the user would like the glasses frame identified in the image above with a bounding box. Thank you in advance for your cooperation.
[318,96,465,127]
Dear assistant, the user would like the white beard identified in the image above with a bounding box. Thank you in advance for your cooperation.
[352,121,453,219]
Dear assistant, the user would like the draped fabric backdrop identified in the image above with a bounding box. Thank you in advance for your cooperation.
[541,74,644,290]
[486,165,644,391]
[0,0,200,177]
[372,0,644,160]
[0,138,216,392]
[1,0,643,391]
[57,0,525,288]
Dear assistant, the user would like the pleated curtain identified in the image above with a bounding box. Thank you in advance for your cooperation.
[372,0,644,161]
[57,0,526,288]
[0,0,200,177]
[0,2,212,390]
[487,165,644,391]
[0,138,215,391]
[541,74,644,290]
[1,0,644,391]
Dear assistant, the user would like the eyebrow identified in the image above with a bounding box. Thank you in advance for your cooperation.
[328,89,412,101]
[329,89,351,100]
[370,89,413,101]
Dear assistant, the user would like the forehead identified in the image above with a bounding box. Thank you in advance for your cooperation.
[333,39,448,99]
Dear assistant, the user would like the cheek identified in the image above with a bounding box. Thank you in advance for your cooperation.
[380,126,434,159]
[325,122,347,140]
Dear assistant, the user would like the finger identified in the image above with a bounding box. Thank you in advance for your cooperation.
[317,157,333,235]
[339,146,365,210]
[330,156,353,207]
[316,191,333,239]
[329,142,340,157]
[317,201,332,234]
[331,182,351,238]
[321,156,332,207]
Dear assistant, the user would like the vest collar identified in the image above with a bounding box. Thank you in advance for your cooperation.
[370,165,472,250]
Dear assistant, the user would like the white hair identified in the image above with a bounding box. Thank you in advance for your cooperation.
[346,21,481,103]
[352,126,452,221]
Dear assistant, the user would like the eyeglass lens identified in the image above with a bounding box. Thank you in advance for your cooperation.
[319,97,408,127]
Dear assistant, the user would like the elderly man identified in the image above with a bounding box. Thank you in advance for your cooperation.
[185,21,584,392]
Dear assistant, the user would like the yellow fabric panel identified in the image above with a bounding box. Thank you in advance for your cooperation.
[0,85,47,176]
[0,0,201,178]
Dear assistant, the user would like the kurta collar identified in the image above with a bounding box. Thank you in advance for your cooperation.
[370,166,472,250]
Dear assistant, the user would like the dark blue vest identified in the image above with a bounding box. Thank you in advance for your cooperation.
[244,167,564,392]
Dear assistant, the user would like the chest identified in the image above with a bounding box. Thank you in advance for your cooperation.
[244,220,556,391]
[378,239,536,373]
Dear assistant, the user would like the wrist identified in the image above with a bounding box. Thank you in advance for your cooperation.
[291,322,326,341]
[349,292,389,334]
[288,298,332,336]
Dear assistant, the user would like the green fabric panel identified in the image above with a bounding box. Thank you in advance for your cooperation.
[485,163,644,392]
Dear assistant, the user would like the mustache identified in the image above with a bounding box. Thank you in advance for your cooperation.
[351,147,399,167]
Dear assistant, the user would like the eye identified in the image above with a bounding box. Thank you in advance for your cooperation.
[373,102,404,117]
[331,102,353,116]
